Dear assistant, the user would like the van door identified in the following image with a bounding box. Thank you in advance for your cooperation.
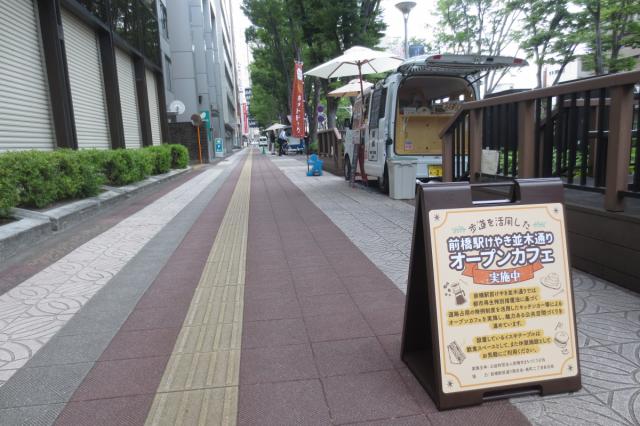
[397,54,528,76]
[364,87,387,177]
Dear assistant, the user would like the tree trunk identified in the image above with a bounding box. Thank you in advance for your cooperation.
[268,16,292,110]
[320,80,338,129]
[552,44,577,85]
[309,79,321,144]
[592,1,604,75]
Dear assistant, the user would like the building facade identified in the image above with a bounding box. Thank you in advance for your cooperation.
[0,0,167,151]
[163,0,240,157]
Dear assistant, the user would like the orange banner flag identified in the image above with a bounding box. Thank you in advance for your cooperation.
[291,61,305,138]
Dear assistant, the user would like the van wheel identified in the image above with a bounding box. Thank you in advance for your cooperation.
[344,156,351,180]
[379,165,389,194]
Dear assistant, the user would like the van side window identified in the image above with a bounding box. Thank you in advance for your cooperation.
[369,88,386,130]
[378,88,387,121]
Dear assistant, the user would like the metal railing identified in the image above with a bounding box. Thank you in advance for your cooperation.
[439,70,640,212]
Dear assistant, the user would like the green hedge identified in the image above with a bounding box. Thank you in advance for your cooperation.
[0,144,190,217]
[167,144,189,169]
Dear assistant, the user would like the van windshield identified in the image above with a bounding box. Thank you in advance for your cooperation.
[395,75,474,156]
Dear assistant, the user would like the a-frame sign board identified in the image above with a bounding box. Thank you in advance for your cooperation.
[401,178,581,410]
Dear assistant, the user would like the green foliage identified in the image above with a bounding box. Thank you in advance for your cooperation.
[243,0,386,131]
[430,0,639,87]
[0,150,103,209]
[430,0,522,92]
[579,0,640,74]
[100,149,152,186]
[167,144,189,168]
[2,151,63,208]
[0,145,189,217]
[51,150,104,199]
[146,146,172,175]
[0,164,19,217]
[515,0,584,87]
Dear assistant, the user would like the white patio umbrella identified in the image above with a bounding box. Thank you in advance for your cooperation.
[264,123,288,132]
[328,79,374,98]
[305,46,403,94]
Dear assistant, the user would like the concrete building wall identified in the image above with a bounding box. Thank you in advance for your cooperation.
[163,0,240,157]
[157,0,174,106]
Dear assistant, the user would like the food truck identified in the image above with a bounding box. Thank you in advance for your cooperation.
[343,54,527,198]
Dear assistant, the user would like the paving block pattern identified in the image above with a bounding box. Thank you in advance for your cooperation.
[53,155,246,425]
[238,154,529,425]
[271,157,417,292]
[0,167,229,388]
[271,156,640,426]
[145,153,253,425]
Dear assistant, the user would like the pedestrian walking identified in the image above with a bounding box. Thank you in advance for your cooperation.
[278,128,287,156]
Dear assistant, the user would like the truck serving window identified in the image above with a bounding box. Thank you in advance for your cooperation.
[394,76,472,156]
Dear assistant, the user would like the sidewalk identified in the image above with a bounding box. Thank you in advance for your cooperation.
[0,149,637,425]
[272,155,640,426]
[237,152,528,425]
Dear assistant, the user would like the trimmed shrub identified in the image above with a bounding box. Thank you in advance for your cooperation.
[147,145,172,174]
[2,151,60,208]
[0,145,187,217]
[0,150,105,210]
[99,149,152,186]
[0,166,19,218]
[50,150,103,199]
[167,144,189,168]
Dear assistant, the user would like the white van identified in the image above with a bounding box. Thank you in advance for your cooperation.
[343,54,527,194]
[258,136,268,147]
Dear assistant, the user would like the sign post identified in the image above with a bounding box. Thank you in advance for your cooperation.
[214,138,224,158]
[200,110,211,140]
[401,178,580,410]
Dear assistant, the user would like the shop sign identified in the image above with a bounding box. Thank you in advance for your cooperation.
[401,179,581,410]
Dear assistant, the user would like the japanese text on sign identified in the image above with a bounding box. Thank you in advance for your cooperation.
[429,203,577,394]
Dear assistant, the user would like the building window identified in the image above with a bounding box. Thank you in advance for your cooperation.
[161,2,169,39]
[164,56,172,91]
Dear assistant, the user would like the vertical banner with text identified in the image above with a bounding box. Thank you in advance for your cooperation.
[242,103,249,135]
[291,61,305,138]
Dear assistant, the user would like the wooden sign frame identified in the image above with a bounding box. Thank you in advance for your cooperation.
[401,178,581,410]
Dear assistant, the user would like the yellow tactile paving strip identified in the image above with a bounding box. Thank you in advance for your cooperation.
[145,154,252,426]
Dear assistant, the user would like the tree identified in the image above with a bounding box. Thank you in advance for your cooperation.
[516,0,583,87]
[243,0,297,124]
[430,0,522,93]
[580,0,640,74]
[242,0,386,140]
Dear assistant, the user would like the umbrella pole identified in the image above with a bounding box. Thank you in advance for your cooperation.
[354,63,367,186]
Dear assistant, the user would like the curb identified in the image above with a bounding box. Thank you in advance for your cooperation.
[0,167,191,263]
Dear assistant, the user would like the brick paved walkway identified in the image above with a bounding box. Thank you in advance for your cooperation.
[273,155,640,426]
[0,149,638,425]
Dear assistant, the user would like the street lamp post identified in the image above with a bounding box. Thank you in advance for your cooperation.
[395,1,416,59]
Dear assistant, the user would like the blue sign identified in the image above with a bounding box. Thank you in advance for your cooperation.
[215,138,224,154]
[409,44,425,58]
